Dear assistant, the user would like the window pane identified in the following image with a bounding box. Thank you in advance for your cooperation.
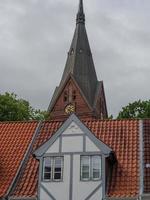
[44,166,51,173]
[55,157,62,166]
[92,156,101,180]
[44,173,51,180]
[43,157,52,181]
[54,157,63,180]
[81,156,90,180]
[82,172,89,179]
[54,172,61,180]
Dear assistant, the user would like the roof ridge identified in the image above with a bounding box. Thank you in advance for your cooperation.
[0,119,140,125]
[0,120,39,124]
[83,118,139,122]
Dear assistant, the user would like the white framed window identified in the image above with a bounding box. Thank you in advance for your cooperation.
[80,155,101,181]
[43,157,64,182]
[92,156,101,180]
[43,157,52,181]
[53,157,63,181]
[81,156,90,181]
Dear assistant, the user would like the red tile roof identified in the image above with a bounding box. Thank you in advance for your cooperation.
[143,120,150,193]
[85,120,140,198]
[11,121,61,198]
[0,121,38,198]
[10,119,140,199]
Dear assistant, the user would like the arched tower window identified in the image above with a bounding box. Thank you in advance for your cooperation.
[68,83,73,103]
[72,90,76,101]
[63,91,68,102]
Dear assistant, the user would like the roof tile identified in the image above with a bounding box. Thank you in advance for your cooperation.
[11,119,140,198]
[143,120,150,193]
[0,121,38,198]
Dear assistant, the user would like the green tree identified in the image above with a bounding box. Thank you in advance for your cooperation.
[32,110,49,121]
[117,100,150,119]
[0,92,48,121]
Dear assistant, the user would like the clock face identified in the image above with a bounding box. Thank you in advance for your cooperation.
[65,104,75,114]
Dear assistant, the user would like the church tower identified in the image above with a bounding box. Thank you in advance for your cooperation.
[48,0,108,121]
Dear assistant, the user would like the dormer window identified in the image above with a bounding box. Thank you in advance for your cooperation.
[43,157,64,182]
[43,157,52,181]
[80,155,101,181]
[34,114,114,200]
[92,156,102,180]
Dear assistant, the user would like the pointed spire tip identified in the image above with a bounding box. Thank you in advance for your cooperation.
[76,0,85,24]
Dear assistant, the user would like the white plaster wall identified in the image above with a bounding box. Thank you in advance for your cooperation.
[90,188,103,200]
[40,187,53,200]
[41,155,70,200]
[62,136,83,152]
[62,122,84,135]
[86,136,100,152]
[46,137,59,153]
[40,120,103,200]
[72,155,102,200]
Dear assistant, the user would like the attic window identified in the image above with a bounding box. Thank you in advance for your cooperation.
[80,155,101,181]
[43,157,64,182]
[43,157,52,181]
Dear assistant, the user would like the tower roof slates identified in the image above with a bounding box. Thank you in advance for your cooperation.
[49,0,99,111]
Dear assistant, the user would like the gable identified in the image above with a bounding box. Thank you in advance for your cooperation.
[46,137,59,153]
[34,114,112,157]
[44,123,100,154]
[50,76,92,114]
[62,121,83,135]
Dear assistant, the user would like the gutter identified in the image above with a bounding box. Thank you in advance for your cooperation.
[8,198,37,200]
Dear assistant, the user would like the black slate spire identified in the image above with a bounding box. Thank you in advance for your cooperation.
[76,0,85,24]
[48,0,99,111]
[59,0,98,107]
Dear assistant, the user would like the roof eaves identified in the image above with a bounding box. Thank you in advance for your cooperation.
[8,197,37,200]
[105,197,138,200]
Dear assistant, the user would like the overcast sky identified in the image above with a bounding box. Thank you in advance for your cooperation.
[0,0,150,117]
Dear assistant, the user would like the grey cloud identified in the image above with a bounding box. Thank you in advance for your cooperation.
[0,0,150,117]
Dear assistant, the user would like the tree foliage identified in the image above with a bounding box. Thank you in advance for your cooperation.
[0,92,48,121]
[118,100,150,119]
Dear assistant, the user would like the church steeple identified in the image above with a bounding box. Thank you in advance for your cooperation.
[48,0,108,120]
[76,0,85,24]
[60,0,98,107]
